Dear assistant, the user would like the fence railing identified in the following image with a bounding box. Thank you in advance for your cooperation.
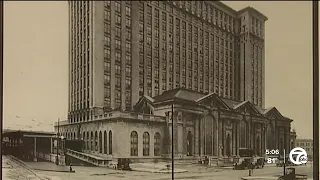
[55,111,166,126]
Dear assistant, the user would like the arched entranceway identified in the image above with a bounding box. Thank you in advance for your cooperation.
[99,131,102,153]
[267,124,274,149]
[187,131,192,156]
[256,136,261,156]
[279,138,284,152]
[226,134,231,157]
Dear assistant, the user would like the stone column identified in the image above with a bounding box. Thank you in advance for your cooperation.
[102,132,105,155]
[286,127,290,153]
[183,113,187,155]
[194,117,199,156]
[248,116,251,149]
[218,120,223,157]
[33,137,37,162]
[50,138,53,154]
[232,122,236,156]
[236,122,240,156]
[264,124,267,155]
[275,120,278,149]
[222,120,226,156]
[199,116,203,156]
[215,120,219,156]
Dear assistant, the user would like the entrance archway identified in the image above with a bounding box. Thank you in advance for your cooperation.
[226,134,231,157]
[99,131,102,153]
[256,136,261,156]
[279,138,284,152]
[187,131,192,156]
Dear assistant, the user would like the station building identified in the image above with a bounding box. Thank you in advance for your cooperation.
[56,88,292,162]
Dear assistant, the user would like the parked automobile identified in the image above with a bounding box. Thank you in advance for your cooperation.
[234,158,254,170]
[117,158,131,170]
[234,148,255,170]
[253,157,265,169]
[276,157,295,167]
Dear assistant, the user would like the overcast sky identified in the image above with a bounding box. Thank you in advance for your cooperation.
[3,1,313,139]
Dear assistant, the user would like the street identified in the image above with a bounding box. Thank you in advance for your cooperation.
[2,156,314,180]
[34,163,314,180]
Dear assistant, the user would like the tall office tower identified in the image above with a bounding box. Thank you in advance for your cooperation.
[68,1,267,123]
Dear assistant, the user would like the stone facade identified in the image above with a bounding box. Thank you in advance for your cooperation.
[56,88,293,160]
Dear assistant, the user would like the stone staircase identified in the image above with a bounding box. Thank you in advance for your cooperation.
[65,149,113,167]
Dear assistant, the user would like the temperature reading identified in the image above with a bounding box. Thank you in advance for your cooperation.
[265,149,279,155]
[267,158,278,164]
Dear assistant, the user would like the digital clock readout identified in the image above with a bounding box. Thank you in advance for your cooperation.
[265,149,279,155]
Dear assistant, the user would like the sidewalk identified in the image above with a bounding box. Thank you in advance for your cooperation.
[2,155,43,180]
[9,155,72,173]
[241,176,279,180]
[130,163,188,173]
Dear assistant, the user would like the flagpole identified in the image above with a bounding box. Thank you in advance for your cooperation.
[171,103,174,179]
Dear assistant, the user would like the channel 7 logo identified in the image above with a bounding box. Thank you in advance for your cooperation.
[289,147,308,165]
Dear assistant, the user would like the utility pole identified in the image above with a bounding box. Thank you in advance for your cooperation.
[56,118,60,165]
[171,104,174,180]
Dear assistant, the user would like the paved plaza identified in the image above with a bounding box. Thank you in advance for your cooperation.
[2,156,314,180]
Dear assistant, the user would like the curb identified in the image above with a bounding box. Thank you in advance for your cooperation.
[7,156,74,174]
[7,155,45,180]
[32,168,75,173]
[131,168,188,174]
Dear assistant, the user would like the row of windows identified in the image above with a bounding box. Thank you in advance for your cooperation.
[103,2,133,110]
[137,4,241,99]
[64,130,113,154]
[250,43,263,106]
[64,130,161,156]
[296,142,313,147]
[131,131,161,156]
[70,1,91,112]
[151,1,238,33]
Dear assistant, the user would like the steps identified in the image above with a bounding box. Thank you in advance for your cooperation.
[65,149,112,167]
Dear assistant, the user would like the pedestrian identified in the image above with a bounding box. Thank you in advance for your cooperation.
[69,163,73,172]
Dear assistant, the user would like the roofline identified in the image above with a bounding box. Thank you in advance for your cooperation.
[237,6,268,21]
[209,1,237,14]
[2,129,55,135]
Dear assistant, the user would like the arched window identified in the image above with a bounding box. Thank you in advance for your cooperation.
[143,132,150,156]
[99,131,102,153]
[104,131,108,154]
[154,133,161,156]
[74,132,76,140]
[91,132,94,151]
[267,123,274,149]
[83,132,86,150]
[240,120,247,148]
[109,130,112,154]
[130,131,138,156]
[187,131,193,156]
[86,132,89,151]
[95,131,98,151]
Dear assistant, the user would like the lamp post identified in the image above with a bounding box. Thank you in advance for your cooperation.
[171,104,174,180]
[56,118,60,165]
[61,136,65,155]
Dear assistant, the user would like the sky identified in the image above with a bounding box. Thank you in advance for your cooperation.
[3,1,314,139]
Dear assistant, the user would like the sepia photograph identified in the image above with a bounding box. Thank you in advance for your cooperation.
[2,1,317,180]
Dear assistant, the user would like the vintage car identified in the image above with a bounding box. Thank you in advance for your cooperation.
[276,157,295,167]
[234,149,265,169]
[234,158,254,170]
[253,157,265,169]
